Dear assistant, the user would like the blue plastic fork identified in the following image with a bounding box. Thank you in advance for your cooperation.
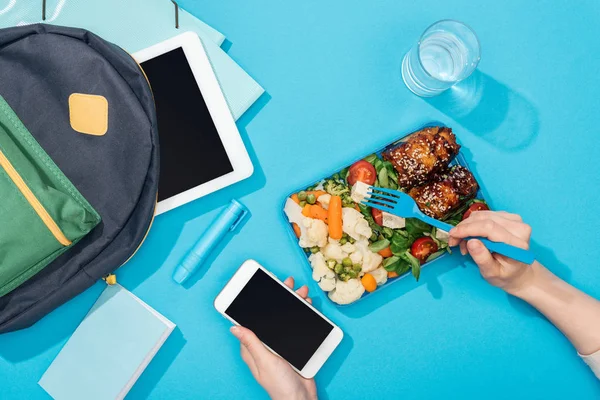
[362,186,535,265]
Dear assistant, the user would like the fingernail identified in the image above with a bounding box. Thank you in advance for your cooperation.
[449,227,458,235]
[230,326,242,338]
[460,247,467,256]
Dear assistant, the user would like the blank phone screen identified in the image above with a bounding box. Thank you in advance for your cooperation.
[225,269,334,370]
[140,47,234,201]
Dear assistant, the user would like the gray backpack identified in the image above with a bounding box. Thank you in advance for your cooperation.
[0,24,159,333]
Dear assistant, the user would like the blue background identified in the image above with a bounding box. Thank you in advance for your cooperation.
[2,0,600,398]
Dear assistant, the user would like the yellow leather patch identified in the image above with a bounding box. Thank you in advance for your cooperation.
[68,94,108,136]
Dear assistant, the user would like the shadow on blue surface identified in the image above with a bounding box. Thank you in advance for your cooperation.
[0,282,104,363]
[221,38,233,53]
[426,71,540,152]
[127,327,187,399]
[316,332,353,400]
[338,252,464,319]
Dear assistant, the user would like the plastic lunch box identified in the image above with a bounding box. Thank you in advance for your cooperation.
[281,121,486,306]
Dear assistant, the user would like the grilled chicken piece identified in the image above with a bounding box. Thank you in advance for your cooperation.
[383,127,460,188]
[408,166,479,219]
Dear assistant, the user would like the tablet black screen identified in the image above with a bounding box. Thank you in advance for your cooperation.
[141,47,233,201]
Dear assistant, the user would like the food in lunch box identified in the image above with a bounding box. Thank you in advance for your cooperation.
[383,126,460,188]
[284,126,488,305]
[409,165,479,219]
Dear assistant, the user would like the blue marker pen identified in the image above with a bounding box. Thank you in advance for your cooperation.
[173,199,249,284]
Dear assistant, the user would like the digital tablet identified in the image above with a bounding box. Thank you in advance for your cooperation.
[134,32,253,215]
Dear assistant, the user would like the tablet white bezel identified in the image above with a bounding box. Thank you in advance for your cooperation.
[133,32,254,215]
[214,260,344,379]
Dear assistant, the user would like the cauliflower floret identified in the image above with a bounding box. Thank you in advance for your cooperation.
[342,207,372,241]
[309,252,336,291]
[317,194,331,210]
[328,278,365,305]
[349,251,363,265]
[322,240,346,262]
[350,181,371,204]
[369,267,388,286]
[340,242,356,253]
[354,239,383,273]
[299,218,328,248]
[284,198,328,248]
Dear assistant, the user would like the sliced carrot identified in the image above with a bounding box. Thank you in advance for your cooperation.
[309,204,329,223]
[361,273,377,292]
[307,190,327,199]
[302,204,312,217]
[291,193,300,204]
[292,223,301,238]
[328,196,343,240]
[387,271,399,278]
[378,247,393,258]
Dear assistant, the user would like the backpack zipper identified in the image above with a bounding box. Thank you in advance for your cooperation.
[0,147,72,246]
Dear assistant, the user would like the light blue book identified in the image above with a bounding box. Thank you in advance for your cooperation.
[0,0,264,120]
[39,284,175,400]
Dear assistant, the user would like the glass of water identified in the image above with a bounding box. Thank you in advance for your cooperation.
[402,20,481,97]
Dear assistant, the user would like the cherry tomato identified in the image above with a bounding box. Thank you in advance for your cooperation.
[462,202,490,220]
[371,208,383,226]
[410,237,439,264]
[347,160,376,186]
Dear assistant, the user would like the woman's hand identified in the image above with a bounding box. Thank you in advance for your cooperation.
[448,210,536,295]
[230,277,318,400]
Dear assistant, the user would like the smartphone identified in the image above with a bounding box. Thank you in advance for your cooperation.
[214,260,344,378]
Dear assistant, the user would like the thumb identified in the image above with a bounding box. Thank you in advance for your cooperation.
[467,239,500,277]
[231,326,271,362]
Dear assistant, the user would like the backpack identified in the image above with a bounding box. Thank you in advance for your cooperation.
[0,24,159,333]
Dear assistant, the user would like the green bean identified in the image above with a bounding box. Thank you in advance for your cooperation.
[348,237,356,244]
[310,246,320,254]
[297,191,307,201]
[306,194,316,205]
[353,263,362,272]
[334,264,344,274]
[342,257,353,268]
[299,201,307,207]
[339,237,348,245]
[370,232,379,242]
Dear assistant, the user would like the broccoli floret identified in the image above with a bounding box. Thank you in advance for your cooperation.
[324,179,350,197]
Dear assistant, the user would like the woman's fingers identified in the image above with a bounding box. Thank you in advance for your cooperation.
[296,285,309,299]
[465,211,532,241]
[240,343,259,378]
[466,239,501,278]
[283,277,295,289]
[459,240,467,256]
[450,219,529,250]
[306,297,313,304]
[231,326,272,367]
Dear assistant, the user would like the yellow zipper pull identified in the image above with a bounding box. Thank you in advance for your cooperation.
[103,274,117,285]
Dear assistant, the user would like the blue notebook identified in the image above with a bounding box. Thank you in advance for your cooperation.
[39,284,175,400]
